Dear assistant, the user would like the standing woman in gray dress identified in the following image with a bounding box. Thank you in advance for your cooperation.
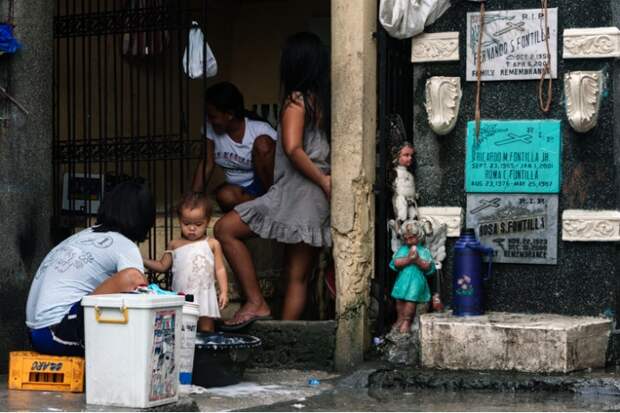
[215,32,331,329]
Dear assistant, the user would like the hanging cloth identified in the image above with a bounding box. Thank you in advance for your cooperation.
[379,0,452,39]
[0,24,20,54]
[0,0,20,55]
[122,0,170,57]
[182,22,217,79]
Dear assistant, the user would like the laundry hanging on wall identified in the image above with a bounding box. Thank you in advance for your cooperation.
[379,0,452,39]
[182,21,217,79]
[122,0,170,57]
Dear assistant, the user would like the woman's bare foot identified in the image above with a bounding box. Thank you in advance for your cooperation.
[225,301,271,326]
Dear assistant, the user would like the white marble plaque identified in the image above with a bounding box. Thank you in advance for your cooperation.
[466,8,558,81]
[466,194,558,264]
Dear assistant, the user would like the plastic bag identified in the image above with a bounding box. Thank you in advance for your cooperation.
[0,24,20,54]
[379,0,452,39]
[182,21,217,79]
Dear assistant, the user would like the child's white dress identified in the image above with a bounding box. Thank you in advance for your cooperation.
[169,239,220,318]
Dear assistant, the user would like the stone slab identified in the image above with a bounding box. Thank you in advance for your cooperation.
[420,312,611,373]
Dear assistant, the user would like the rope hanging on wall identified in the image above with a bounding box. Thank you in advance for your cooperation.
[7,0,14,25]
[538,0,552,113]
[474,1,485,141]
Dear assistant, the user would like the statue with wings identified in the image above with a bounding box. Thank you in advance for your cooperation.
[386,114,447,317]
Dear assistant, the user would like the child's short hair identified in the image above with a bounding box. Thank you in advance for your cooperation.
[400,219,425,243]
[94,180,155,242]
[176,192,212,220]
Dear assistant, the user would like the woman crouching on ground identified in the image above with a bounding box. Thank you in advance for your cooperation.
[25,180,155,356]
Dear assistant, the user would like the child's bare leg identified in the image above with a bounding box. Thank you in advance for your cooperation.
[399,301,417,333]
[197,317,214,332]
[393,300,405,330]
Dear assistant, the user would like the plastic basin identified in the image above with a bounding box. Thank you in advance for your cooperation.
[191,332,262,388]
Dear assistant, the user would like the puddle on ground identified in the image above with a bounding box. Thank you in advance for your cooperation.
[248,387,620,411]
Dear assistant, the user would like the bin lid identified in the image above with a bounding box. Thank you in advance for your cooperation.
[81,293,185,309]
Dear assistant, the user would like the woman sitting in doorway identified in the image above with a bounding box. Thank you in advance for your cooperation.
[215,32,331,330]
[192,82,277,212]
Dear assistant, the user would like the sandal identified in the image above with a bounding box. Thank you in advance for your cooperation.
[218,313,273,332]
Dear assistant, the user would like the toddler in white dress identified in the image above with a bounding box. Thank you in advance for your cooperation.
[144,192,228,331]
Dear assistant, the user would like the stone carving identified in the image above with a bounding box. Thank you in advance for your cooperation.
[564,71,604,133]
[425,76,462,135]
[385,114,448,325]
[563,27,620,59]
[562,210,620,241]
[411,31,459,63]
[418,207,463,238]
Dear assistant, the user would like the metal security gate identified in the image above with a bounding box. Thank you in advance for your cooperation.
[374,27,413,335]
[53,0,208,287]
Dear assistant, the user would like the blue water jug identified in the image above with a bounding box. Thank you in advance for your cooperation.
[452,228,494,316]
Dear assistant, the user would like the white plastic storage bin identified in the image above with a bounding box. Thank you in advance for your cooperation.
[81,294,185,408]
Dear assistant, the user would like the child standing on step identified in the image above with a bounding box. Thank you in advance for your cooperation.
[144,192,228,332]
[390,219,436,334]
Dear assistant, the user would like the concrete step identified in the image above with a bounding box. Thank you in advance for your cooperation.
[420,312,612,373]
[243,320,337,371]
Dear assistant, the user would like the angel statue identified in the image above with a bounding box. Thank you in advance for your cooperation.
[388,219,448,333]
[386,114,419,253]
[384,115,448,321]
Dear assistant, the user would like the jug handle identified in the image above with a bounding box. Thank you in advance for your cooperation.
[467,245,494,281]
[482,247,493,281]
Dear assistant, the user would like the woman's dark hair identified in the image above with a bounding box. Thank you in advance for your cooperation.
[205,81,266,122]
[279,32,330,135]
[94,180,155,243]
[176,192,212,220]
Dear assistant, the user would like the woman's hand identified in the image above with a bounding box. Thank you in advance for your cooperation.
[218,291,229,309]
[321,174,331,200]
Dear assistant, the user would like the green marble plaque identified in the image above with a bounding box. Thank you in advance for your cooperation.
[465,120,561,193]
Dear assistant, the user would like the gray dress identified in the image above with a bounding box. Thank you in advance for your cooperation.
[234,125,331,247]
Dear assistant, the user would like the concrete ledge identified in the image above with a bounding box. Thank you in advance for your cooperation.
[420,312,611,373]
[245,320,336,371]
[368,368,620,396]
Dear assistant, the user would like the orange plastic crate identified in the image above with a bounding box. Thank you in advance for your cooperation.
[8,351,84,393]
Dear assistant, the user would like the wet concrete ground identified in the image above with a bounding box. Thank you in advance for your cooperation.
[250,387,620,412]
[4,366,620,411]
[0,369,338,412]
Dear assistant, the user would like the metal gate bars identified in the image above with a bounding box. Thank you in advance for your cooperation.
[53,0,208,288]
[374,27,413,335]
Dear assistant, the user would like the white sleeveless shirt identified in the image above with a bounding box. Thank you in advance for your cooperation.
[170,239,220,318]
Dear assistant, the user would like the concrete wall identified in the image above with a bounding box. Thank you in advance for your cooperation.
[332,0,377,371]
[413,0,619,327]
[0,1,54,372]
